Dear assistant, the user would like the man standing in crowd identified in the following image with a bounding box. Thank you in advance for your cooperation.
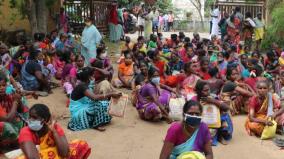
[210,4,220,38]
[152,7,160,35]
[254,12,265,51]
[58,7,69,34]
[163,12,169,32]
[168,11,174,32]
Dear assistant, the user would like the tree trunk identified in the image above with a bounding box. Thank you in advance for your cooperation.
[26,0,48,37]
[27,0,38,37]
[36,0,48,34]
[198,10,205,30]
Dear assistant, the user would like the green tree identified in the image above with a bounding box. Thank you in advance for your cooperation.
[6,0,56,35]
[261,1,284,49]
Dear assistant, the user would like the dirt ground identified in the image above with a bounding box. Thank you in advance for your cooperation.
[26,32,284,159]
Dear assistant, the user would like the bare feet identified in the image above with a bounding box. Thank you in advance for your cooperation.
[95,126,106,132]
[219,137,229,145]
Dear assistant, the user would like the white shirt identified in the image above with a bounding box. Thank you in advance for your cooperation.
[152,11,159,21]
[211,8,220,24]
[163,14,169,21]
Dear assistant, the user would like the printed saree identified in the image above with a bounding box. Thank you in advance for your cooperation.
[245,93,280,136]
[181,75,200,101]
[17,131,91,159]
[0,93,28,146]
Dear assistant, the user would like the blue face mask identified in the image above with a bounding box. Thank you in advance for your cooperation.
[184,114,202,127]
[151,77,160,85]
[28,120,43,131]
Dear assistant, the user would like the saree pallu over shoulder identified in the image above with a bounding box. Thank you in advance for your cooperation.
[0,93,28,146]
[16,132,91,159]
[245,93,279,136]
[170,129,199,159]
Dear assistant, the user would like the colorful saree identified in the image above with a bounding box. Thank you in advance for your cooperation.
[68,96,111,131]
[220,82,250,115]
[180,75,200,101]
[0,93,28,146]
[136,83,171,120]
[170,129,199,159]
[245,93,281,136]
[112,63,134,87]
[17,131,91,159]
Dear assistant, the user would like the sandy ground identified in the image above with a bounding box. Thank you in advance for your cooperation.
[25,32,284,159]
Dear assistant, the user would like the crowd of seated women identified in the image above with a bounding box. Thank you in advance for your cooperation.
[112,31,284,158]
[1,27,284,158]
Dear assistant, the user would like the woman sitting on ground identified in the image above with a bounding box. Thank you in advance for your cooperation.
[160,100,213,159]
[68,67,121,131]
[245,80,284,137]
[61,51,78,95]
[20,49,51,93]
[136,67,175,123]
[0,73,28,149]
[176,62,200,101]
[195,81,232,146]
[207,67,224,96]
[166,52,184,76]
[221,65,255,115]
[112,51,136,88]
[90,59,118,96]
[92,46,114,82]
[131,61,149,106]
[18,104,91,159]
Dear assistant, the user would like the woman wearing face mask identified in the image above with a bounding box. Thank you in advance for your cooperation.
[81,17,102,65]
[18,104,91,159]
[195,81,232,146]
[245,80,284,137]
[112,51,135,88]
[0,73,28,149]
[160,100,213,159]
[68,67,121,131]
[136,67,173,123]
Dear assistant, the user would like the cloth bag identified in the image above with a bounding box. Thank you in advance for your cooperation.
[169,98,186,121]
[261,117,277,140]
[108,94,128,117]
[201,103,221,128]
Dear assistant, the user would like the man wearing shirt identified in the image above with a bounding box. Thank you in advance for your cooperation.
[210,5,220,38]
[168,11,174,32]
[163,13,169,32]
[152,7,160,34]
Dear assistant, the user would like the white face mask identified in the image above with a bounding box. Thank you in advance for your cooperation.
[28,120,43,131]
[100,52,107,59]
